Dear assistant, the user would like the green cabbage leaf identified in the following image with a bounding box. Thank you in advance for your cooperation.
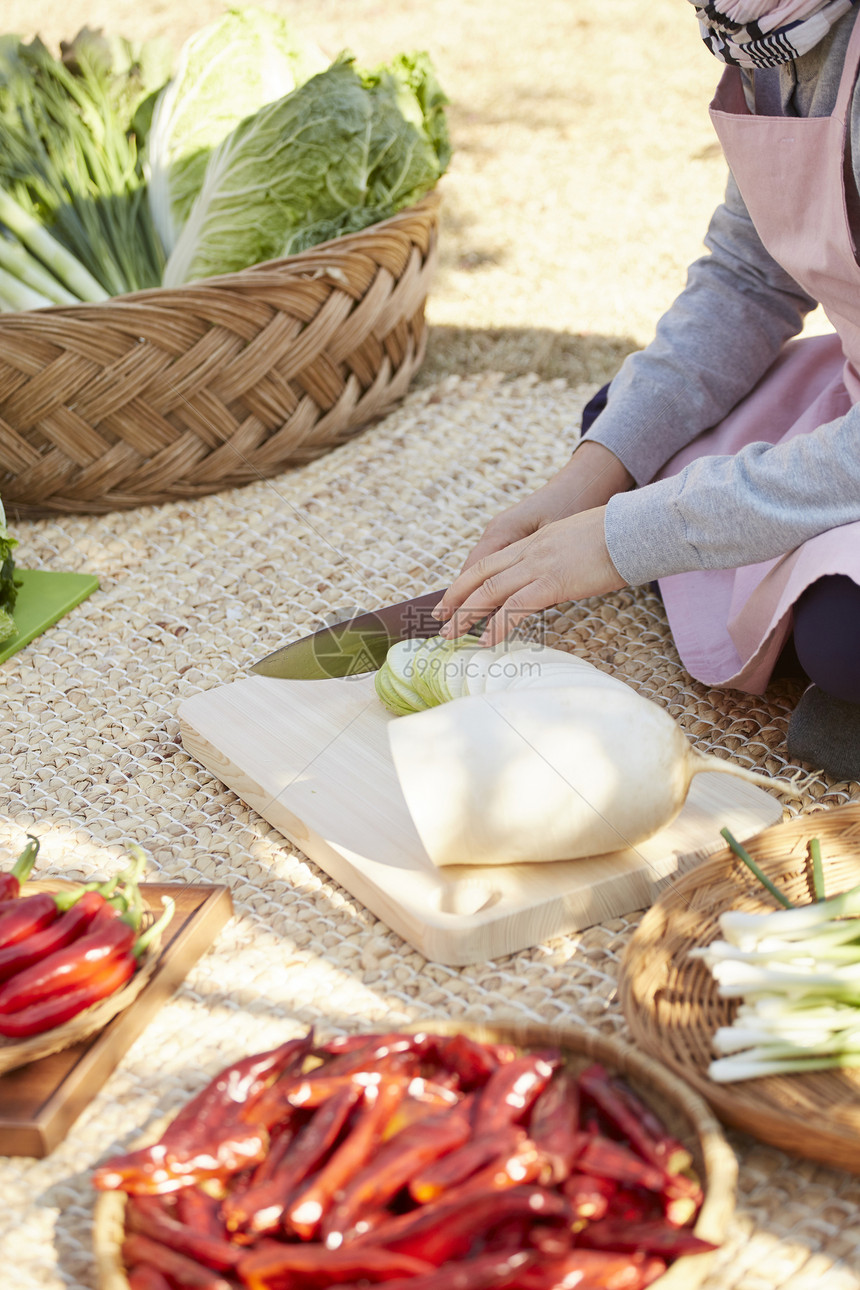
[162,52,450,286]
[0,497,19,644]
[146,5,327,254]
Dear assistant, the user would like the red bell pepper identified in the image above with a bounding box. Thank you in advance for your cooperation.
[0,835,39,902]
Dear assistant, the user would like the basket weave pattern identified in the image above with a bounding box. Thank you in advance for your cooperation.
[620,802,860,1174]
[0,193,440,518]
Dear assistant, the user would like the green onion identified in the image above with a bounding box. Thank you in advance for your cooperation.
[720,827,794,908]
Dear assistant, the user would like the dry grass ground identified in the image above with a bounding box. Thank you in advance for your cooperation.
[14,0,738,390]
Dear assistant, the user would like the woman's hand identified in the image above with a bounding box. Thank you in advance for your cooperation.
[432,441,634,644]
[434,505,627,646]
[460,441,634,573]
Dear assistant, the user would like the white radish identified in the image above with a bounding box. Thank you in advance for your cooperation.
[388,684,798,868]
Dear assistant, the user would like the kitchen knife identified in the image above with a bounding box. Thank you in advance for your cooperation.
[250,588,447,679]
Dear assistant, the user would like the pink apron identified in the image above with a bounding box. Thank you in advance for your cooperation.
[655,14,860,695]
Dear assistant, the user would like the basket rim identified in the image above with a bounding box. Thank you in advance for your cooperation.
[91,1018,737,1290]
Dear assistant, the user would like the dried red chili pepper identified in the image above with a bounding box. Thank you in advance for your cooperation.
[94,1035,316,1195]
[356,1184,570,1265]
[577,1218,718,1258]
[562,1172,617,1222]
[578,1065,692,1179]
[428,1032,505,1088]
[127,1264,173,1290]
[527,1068,581,1183]
[165,1033,313,1152]
[321,1094,474,1243]
[471,1051,561,1137]
[0,836,39,902]
[121,1233,233,1290]
[409,1126,523,1203]
[327,1249,536,1290]
[175,1187,226,1240]
[575,1135,669,1193]
[237,1240,435,1290]
[513,1250,667,1290]
[285,1077,407,1240]
[224,1081,363,1234]
[464,1133,543,1194]
[126,1197,243,1272]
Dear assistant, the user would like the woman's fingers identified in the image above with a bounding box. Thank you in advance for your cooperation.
[435,508,627,641]
[434,553,522,634]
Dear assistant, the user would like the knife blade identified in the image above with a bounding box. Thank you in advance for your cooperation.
[250,588,447,679]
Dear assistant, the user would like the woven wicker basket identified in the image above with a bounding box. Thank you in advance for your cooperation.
[620,801,860,1173]
[92,1020,737,1290]
[0,192,440,519]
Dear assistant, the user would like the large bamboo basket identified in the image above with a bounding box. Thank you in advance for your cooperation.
[92,1020,737,1290]
[0,192,440,519]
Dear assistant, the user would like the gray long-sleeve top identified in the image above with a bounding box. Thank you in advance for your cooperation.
[586,12,860,586]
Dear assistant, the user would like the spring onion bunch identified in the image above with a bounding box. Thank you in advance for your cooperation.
[693,829,860,1082]
[0,29,170,307]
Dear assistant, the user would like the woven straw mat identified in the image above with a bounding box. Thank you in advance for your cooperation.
[1,370,859,1290]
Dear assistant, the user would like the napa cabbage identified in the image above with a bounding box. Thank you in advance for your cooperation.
[147,5,327,254]
[162,51,450,286]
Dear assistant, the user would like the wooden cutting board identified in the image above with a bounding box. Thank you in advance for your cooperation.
[178,674,787,965]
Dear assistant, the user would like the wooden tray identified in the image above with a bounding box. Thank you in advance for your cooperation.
[619,802,860,1174]
[178,673,787,965]
[0,882,232,1157]
[93,1019,738,1290]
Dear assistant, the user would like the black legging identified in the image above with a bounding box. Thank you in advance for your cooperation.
[580,383,860,702]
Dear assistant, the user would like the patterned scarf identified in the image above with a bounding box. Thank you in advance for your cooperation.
[690,0,858,66]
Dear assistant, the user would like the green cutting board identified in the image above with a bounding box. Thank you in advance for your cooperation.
[0,569,99,664]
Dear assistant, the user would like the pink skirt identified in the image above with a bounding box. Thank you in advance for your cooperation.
[656,333,860,694]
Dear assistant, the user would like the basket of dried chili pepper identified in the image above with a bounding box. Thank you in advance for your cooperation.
[91,1019,737,1290]
[0,840,174,1074]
